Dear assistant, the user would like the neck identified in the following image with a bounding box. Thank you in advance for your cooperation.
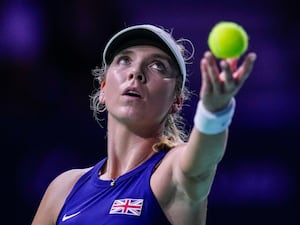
[101,116,162,180]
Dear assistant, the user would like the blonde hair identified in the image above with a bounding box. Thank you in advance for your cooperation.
[90,35,194,151]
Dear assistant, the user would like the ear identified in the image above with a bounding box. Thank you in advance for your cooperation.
[100,81,106,89]
[99,81,106,104]
[169,96,183,114]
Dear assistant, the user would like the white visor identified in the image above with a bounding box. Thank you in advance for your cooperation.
[103,24,186,90]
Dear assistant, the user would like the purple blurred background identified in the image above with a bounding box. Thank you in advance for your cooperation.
[7,0,299,224]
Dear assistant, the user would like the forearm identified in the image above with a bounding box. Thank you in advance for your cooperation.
[179,99,235,177]
[180,127,228,177]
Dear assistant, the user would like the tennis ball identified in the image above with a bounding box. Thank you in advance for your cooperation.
[208,21,248,59]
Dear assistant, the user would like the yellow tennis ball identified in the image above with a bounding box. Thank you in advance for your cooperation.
[208,21,248,59]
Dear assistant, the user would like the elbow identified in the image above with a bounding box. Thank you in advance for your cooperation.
[181,167,217,202]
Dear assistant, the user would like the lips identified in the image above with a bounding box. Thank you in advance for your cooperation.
[122,87,143,98]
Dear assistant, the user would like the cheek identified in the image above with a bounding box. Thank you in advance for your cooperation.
[105,69,126,91]
[106,68,122,84]
[101,71,121,104]
[150,80,176,105]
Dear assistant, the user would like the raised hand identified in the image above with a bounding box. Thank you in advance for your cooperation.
[200,51,257,112]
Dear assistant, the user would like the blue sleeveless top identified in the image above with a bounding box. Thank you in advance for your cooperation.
[57,150,172,225]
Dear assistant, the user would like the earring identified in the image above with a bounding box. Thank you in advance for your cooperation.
[168,103,177,114]
[99,91,105,104]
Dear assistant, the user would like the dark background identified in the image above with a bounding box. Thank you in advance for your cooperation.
[6,0,299,224]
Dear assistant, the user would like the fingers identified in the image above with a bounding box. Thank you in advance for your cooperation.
[220,60,234,91]
[199,51,256,112]
[201,51,235,94]
[201,51,222,93]
[200,51,257,96]
[225,58,238,72]
[200,53,212,95]
[235,52,257,84]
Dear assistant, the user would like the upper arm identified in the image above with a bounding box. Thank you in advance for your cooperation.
[31,168,90,225]
[151,148,211,225]
[174,128,227,201]
[153,145,218,203]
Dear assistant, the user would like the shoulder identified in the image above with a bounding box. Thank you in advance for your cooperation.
[154,143,186,173]
[159,143,187,171]
[31,167,92,225]
[151,145,208,225]
[150,144,186,203]
[47,167,92,209]
[51,168,92,189]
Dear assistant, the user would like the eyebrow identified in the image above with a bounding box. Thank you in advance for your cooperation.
[118,49,173,64]
[117,49,134,56]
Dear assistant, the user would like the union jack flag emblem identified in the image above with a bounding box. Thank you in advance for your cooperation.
[109,198,144,216]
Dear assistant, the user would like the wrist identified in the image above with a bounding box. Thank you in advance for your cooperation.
[193,98,236,135]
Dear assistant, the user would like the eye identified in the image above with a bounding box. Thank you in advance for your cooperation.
[150,61,168,74]
[117,55,131,65]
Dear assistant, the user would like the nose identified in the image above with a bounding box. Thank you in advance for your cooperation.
[128,70,146,83]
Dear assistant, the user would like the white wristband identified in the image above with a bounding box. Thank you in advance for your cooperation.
[193,98,236,135]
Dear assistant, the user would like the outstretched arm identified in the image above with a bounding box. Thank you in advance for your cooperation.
[177,51,256,200]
